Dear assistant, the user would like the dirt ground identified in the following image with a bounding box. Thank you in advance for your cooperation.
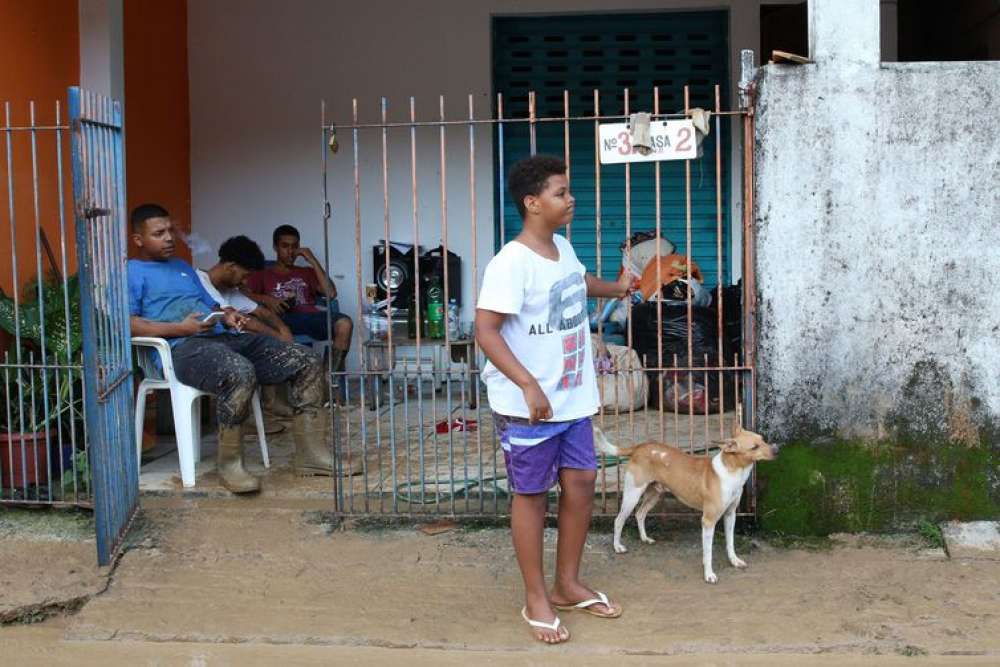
[2,497,999,664]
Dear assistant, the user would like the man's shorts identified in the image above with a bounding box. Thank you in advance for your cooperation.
[494,413,597,495]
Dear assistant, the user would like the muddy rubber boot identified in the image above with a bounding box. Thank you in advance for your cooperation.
[261,383,295,418]
[292,409,335,476]
[217,424,261,494]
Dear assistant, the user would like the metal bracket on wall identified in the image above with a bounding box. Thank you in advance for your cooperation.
[739,49,757,110]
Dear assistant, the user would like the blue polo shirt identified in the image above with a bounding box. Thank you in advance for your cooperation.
[127,257,224,347]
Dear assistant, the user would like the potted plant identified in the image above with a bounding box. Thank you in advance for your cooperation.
[0,274,85,498]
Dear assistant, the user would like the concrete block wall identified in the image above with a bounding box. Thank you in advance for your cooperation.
[754,0,1000,442]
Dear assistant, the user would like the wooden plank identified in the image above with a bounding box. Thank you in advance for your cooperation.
[771,50,813,65]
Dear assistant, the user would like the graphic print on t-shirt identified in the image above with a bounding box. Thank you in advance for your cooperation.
[271,277,310,306]
[559,327,588,389]
[524,272,588,391]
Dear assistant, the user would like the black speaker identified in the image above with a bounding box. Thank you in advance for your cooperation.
[419,246,462,308]
[373,243,417,305]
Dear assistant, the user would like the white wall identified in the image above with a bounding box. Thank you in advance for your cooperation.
[187,0,790,366]
[78,0,123,99]
[755,0,1000,439]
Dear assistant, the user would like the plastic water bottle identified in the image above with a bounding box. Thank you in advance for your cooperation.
[447,299,460,339]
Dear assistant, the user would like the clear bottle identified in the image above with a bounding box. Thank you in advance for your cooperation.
[447,299,460,339]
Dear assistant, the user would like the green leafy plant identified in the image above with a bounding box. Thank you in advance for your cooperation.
[0,272,84,435]
[0,273,83,362]
[58,449,90,499]
[0,273,87,497]
[917,519,945,549]
[0,365,82,435]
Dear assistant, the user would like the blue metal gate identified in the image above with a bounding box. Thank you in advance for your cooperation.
[68,87,138,565]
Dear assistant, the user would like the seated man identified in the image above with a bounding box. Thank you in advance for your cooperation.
[244,224,353,373]
[196,235,293,343]
[127,204,334,494]
[197,235,296,423]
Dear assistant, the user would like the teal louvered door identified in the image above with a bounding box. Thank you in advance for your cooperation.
[493,11,731,287]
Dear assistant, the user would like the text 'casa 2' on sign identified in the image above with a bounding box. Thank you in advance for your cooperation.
[598,119,700,164]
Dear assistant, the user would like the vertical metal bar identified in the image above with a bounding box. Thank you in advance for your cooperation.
[350,98,367,513]
[528,91,536,156]
[438,94,455,514]
[402,357,411,515]
[55,99,80,500]
[379,97,393,514]
[714,85,726,439]
[653,87,665,443]
[563,89,571,242]
[29,102,55,499]
[28,351,39,493]
[321,100,342,511]
[373,367,384,513]
[468,93,478,514]
[4,102,27,457]
[497,93,506,246]
[622,88,635,450]
[409,96,426,509]
[592,89,607,511]
[683,85,694,447]
[743,103,758,424]
[112,96,136,519]
[703,353,710,449]
[2,354,12,499]
[673,353,680,447]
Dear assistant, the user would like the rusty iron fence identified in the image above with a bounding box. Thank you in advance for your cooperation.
[322,75,756,518]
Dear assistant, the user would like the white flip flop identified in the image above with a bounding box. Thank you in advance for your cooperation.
[552,590,623,618]
[520,607,569,644]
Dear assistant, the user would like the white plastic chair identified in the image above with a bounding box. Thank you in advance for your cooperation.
[132,337,269,488]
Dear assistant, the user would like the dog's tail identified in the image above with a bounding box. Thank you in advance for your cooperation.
[593,426,638,458]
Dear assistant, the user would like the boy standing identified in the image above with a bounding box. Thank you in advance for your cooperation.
[475,156,630,644]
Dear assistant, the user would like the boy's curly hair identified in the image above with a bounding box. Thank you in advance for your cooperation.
[219,235,265,271]
[508,155,567,218]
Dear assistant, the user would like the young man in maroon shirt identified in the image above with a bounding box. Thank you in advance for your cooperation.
[245,224,353,374]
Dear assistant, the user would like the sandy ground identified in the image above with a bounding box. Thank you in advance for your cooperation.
[0,509,109,624]
[2,496,999,664]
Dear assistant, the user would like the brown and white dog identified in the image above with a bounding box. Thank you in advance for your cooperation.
[595,423,778,583]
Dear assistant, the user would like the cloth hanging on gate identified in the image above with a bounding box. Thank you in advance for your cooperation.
[628,112,653,155]
[688,107,711,136]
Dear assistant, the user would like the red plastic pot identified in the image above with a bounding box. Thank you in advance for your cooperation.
[0,431,52,490]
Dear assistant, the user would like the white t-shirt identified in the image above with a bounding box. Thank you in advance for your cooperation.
[196,269,259,314]
[477,234,599,421]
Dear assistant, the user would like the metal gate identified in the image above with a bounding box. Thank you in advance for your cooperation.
[68,87,138,565]
[322,56,757,519]
[2,94,90,510]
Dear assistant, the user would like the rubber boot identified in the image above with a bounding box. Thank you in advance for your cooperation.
[292,409,335,476]
[261,383,295,418]
[217,423,261,494]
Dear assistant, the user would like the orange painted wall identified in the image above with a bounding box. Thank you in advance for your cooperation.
[0,0,80,296]
[123,0,192,262]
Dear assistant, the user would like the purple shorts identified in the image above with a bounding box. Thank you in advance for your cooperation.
[494,414,597,495]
